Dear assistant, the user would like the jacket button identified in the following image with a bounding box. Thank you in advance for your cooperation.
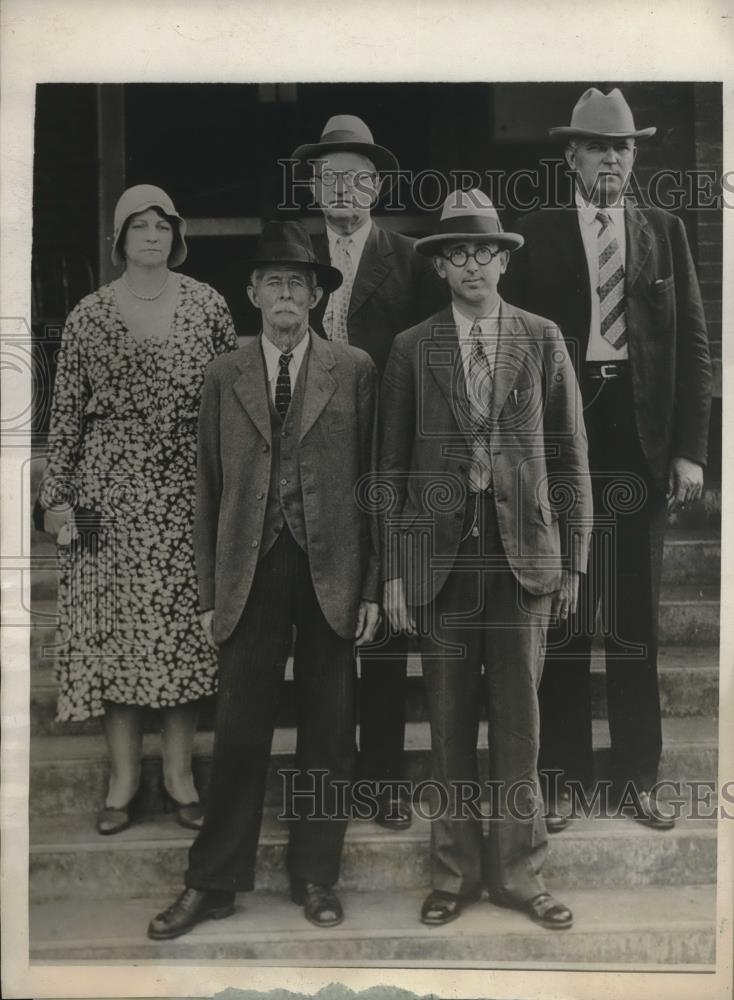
[454,512,463,520]
[262,444,269,453]
[251,539,259,548]
[256,492,264,500]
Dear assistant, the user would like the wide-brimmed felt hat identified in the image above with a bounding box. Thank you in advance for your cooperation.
[291,114,400,176]
[244,220,343,293]
[111,184,187,267]
[414,189,524,256]
[549,87,656,140]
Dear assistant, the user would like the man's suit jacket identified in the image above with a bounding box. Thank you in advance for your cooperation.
[194,331,380,643]
[379,301,592,607]
[311,223,449,377]
[501,203,712,491]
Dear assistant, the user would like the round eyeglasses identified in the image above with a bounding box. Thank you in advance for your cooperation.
[441,245,504,267]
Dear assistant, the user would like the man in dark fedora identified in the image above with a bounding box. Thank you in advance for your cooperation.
[291,114,448,830]
[380,189,591,929]
[502,87,712,831]
[147,221,381,939]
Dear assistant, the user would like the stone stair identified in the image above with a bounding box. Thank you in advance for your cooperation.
[26,451,721,967]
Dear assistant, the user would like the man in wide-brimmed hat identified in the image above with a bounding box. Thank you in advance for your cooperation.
[502,87,712,832]
[148,220,381,939]
[291,114,448,831]
[380,189,592,930]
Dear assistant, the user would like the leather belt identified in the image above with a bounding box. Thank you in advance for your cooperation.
[585,361,629,381]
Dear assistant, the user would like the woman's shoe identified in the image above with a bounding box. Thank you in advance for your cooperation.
[163,789,205,831]
[96,790,140,835]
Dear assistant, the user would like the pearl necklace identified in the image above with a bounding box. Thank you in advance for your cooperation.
[122,271,171,301]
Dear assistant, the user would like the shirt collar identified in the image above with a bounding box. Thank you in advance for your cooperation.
[452,301,502,342]
[575,187,625,226]
[325,217,372,258]
[260,328,310,380]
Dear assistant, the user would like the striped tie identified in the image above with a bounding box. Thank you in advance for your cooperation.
[275,352,292,419]
[467,319,493,492]
[324,237,355,343]
[596,210,627,349]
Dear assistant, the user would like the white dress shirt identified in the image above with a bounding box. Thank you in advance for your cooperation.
[575,188,629,361]
[325,217,372,276]
[261,330,310,405]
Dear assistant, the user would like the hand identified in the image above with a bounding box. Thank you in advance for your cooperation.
[551,569,581,622]
[383,578,416,636]
[44,508,75,546]
[667,457,704,512]
[199,610,217,649]
[355,600,381,646]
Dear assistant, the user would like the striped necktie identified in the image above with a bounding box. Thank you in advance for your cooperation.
[467,319,493,492]
[596,210,627,349]
[275,352,292,419]
[324,236,355,343]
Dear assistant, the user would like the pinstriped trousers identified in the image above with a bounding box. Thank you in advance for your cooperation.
[186,527,357,892]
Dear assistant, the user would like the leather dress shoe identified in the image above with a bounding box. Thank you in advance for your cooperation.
[147,887,235,940]
[493,890,573,930]
[420,887,481,926]
[545,791,571,834]
[163,790,205,831]
[636,790,676,830]
[290,880,344,927]
[374,790,412,830]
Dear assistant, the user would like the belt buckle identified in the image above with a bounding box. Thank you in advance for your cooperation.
[599,363,616,380]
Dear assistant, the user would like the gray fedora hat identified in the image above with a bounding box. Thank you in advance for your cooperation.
[291,114,399,175]
[414,189,524,255]
[244,220,342,293]
[549,87,656,140]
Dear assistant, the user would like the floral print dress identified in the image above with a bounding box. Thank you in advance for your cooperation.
[40,275,238,721]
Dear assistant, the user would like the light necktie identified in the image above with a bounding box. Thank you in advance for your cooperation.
[596,210,627,349]
[467,319,493,493]
[275,352,292,419]
[324,236,355,343]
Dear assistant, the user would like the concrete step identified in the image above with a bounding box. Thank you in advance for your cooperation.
[27,532,721,604]
[658,586,719,644]
[28,646,720,736]
[29,808,717,904]
[29,884,715,965]
[29,717,718,819]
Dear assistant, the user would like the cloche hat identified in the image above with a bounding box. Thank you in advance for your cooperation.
[414,189,524,255]
[111,184,187,267]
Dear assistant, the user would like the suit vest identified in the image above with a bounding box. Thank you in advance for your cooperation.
[260,351,309,558]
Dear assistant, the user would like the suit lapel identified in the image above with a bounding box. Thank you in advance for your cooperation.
[625,202,652,292]
[424,308,473,447]
[349,224,392,317]
[300,330,337,440]
[490,302,531,420]
[232,339,271,444]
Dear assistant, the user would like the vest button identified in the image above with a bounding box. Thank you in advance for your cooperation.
[262,444,269,453]
[280,478,288,486]
[251,539,259,548]
[282,431,288,438]
[256,492,264,500]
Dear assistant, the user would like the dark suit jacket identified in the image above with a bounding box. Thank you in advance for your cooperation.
[501,203,712,491]
[194,332,379,643]
[311,222,449,377]
[379,301,592,606]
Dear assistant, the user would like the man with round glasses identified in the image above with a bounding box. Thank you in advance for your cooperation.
[291,115,447,832]
[379,189,592,929]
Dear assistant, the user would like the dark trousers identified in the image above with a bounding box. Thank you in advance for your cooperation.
[418,494,550,904]
[539,371,666,792]
[186,528,357,893]
[358,630,407,785]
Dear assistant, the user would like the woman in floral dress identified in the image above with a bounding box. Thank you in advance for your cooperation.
[39,185,238,834]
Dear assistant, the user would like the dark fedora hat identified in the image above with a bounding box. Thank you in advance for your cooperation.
[549,87,656,140]
[245,220,342,293]
[291,114,399,176]
[414,188,524,255]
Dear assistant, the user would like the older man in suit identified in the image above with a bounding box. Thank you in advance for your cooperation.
[147,221,380,939]
[501,87,712,831]
[380,189,591,929]
[291,115,448,829]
